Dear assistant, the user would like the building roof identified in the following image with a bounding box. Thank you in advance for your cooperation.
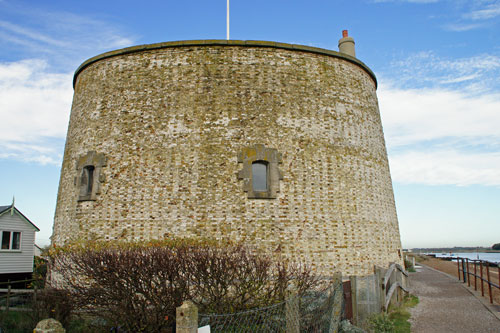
[0,205,40,231]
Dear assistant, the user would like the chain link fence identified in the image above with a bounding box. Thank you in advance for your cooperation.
[198,277,344,332]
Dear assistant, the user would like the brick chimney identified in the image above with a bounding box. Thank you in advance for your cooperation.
[338,30,356,58]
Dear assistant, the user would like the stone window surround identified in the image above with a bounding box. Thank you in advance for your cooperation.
[75,151,107,202]
[237,144,283,199]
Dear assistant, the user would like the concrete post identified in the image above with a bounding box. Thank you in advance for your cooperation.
[285,291,300,333]
[329,273,343,333]
[349,275,358,325]
[176,301,198,333]
[375,266,385,312]
[33,318,66,333]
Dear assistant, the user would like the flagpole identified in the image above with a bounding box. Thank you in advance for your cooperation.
[226,0,230,40]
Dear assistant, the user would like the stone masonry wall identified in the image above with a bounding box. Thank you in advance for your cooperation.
[52,41,403,276]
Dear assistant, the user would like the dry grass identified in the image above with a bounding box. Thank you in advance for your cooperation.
[417,255,500,305]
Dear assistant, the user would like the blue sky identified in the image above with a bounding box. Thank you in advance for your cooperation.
[1,0,499,248]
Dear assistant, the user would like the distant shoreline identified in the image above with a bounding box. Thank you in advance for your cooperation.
[408,248,500,253]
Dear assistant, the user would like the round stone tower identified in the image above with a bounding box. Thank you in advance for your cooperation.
[52,40,403,276]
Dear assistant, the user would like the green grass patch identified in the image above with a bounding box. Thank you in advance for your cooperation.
[388,309,410,332]
[367,295,419,333]
[389,295,419,333]
[0,311,33,333]
[404,295,419,308]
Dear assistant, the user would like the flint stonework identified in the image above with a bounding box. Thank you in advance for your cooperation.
[52,40,403,276]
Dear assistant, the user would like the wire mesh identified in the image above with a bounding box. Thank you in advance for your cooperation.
[199,301,287,333]
[199,278,344,332]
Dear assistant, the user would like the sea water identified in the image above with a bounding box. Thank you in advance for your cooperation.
[431,252,500,264]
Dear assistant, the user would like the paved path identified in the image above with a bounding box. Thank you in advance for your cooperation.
[409,264,500,333]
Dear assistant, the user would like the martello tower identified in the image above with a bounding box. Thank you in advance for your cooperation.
[52,34,403,276]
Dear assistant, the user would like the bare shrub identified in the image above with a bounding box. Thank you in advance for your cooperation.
[185,244,319,314]
[29,288,74,328]
[49,239,322,332]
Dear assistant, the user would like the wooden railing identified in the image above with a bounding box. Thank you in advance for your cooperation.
[456,257,499,304]
[378,263,409,311]
[0,278,39,311]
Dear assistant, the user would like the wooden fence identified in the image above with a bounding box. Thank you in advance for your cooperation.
[0,278,38,311]
[380,263,409,311]
[349,263,409,325]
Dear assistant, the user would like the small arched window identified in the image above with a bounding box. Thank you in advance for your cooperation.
[237,145,283,199]
[252,161,268,192]
[76,151,106,202]
[80,165,95,197]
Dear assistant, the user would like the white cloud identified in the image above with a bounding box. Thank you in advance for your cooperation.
[387,52,500,93]
[373,0,500,31]
[379,81,500,187]
[35,11,135,51]
[0,7,135,69]
[444,22,485,31]
[0,59,72,164]
[379,83,500,148]
[439,74,479,84]
[0,20,67,47]
[389,150,500,186]
[372,0,440,3]
[442,1,500,31]
[0,5,136,165]
[464,3,500,20]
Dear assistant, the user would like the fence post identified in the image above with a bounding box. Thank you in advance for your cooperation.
[6,280,11,312]
[486,264,492,304]
[498,264,500,294]
[342,280,353,322]
[374,267,385,312]
[176,301,198,333]
[349,276,358,325]
[465,258,470,287]
[480,261,484,297]
[457,259,460,280]
[474,261,477,291]
[286,291,300,333]
[461,259,466,283]
[329,273,344,333]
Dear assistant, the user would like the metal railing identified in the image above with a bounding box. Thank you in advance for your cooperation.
[456,257,499,304]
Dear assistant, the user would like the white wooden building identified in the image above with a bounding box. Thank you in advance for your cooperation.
[0,204,39,275]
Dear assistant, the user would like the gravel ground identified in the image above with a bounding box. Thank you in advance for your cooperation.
[409,264,500,333]
[420,256,500,305]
